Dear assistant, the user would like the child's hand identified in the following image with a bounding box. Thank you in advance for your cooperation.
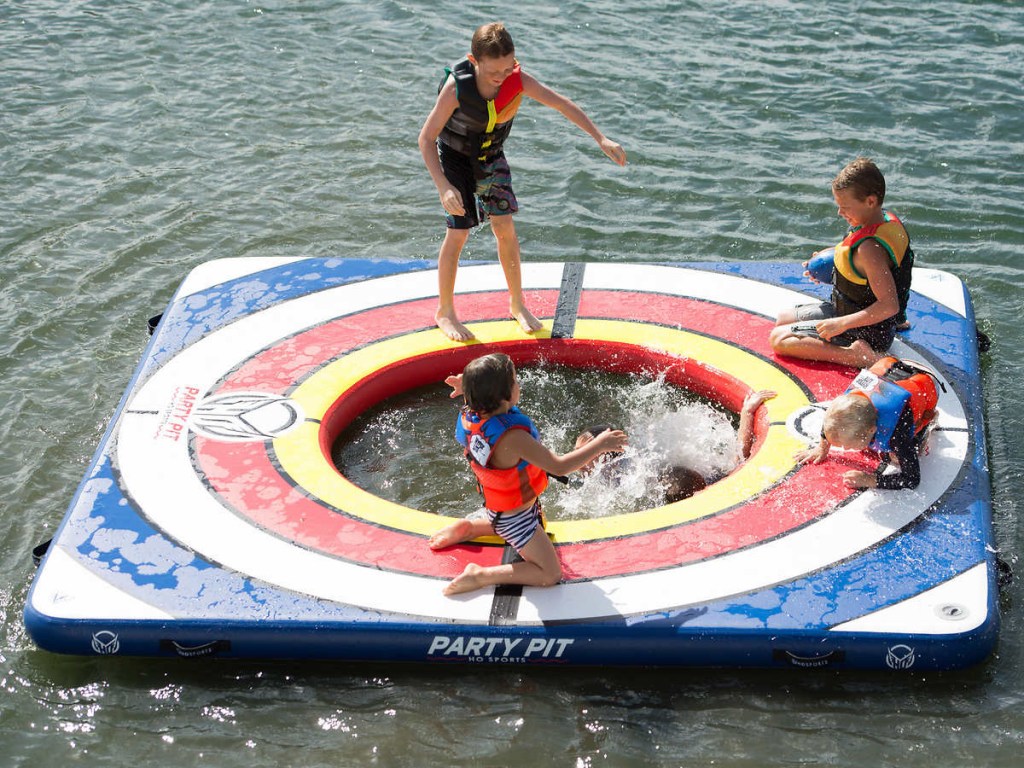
[594,429,628,453]
[445,374,463,399]
[742,389,776,415]
[599,138,627,166]
[795,442,829,465]
[843,470,876,489]
[801,260,820,284]
[440,185,465,216]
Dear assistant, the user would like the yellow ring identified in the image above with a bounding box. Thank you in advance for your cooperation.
[274,319,810,543]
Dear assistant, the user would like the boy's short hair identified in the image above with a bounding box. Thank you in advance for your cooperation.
[832,157,886,204]
[472,22,515,60]
[823,394,877,445]
[462,353,516,414]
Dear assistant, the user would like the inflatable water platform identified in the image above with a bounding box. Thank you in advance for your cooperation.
[24,258,998,669]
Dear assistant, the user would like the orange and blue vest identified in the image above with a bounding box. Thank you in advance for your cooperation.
[845,356,939,452]
[437,57,524,163]
[831,210,914,323]
[456,406,548,512]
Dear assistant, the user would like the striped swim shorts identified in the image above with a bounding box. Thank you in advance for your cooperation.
[486,500,544,552]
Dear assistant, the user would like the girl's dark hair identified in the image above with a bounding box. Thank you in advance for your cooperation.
[462,353,516,413]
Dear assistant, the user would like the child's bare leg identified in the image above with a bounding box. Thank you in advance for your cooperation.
[436,228,474,341]
[491,215,542,334]
[775,306,800,326]
[770,325,883,368]
[428,516,492,550]
[444,528,561,595]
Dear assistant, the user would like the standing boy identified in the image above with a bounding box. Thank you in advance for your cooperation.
[418,22,627,342]
[770,157,914,367]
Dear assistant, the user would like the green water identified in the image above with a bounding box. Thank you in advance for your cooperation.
[2,1,1023,766]
[333,366,738,518]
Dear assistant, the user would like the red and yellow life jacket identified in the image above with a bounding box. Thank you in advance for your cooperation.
[831,210,914,321]
[845,356,939,452]
[455,407,548,512]
[437,57,524,162]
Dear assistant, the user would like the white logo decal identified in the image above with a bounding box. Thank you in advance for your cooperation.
[91,631,121,655]
[885,644,916,669]
[850,368,881,394]
[191,392,304,441]
[468,434,492,466]
[427,635,574,663]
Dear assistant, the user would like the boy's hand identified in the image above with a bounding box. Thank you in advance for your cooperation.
[801,260,820,284]
[599,138,627,166]
[795,442,829,465]
[445,374,463,398]
[440,185,465,216]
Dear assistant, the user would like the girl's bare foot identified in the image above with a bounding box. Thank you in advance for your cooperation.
[428,518,474,550]
[443,563,487,595]
[435,308,474,342]
[510,303,543,334]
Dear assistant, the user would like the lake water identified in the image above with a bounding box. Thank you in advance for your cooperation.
[2,1,1022,765]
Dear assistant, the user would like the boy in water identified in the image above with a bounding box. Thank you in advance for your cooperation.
[575,390,775,502]
[429,353,627,596]
[418,22,627,342]
[770,157,914,367]
[796,357,939,490]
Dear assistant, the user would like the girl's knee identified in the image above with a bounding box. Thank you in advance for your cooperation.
[539,561,562,587]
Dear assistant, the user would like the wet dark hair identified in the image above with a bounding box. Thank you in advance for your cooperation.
[664,466,707,503]
[462,353,516,414]
[581,424,612,439]
[832,156,886,204]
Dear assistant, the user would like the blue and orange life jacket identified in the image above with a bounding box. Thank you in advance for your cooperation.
[845,356,939,452]
[437,57,524,163]
[456,406,548,512]
[830,210,914,324]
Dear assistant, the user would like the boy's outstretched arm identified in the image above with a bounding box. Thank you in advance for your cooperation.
[520,73,627,166]
[418,80,466,216]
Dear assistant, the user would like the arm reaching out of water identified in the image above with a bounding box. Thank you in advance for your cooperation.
[739,389,775,460]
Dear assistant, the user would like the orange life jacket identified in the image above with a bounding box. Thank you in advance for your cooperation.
[846,356,939,451]
[455,407,549,512]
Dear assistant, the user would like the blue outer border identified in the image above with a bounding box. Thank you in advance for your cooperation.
[24,258,998,670]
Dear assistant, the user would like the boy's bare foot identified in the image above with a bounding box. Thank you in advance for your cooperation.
[443,563,486,595]
[849,339,883,367]
[510,303,543,334]
[428,518,474,550]
[435,309,474,342]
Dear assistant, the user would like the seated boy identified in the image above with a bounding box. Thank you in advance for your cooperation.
[797,357,940,490]
[770,157,914,368]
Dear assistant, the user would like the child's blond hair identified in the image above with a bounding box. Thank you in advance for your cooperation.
[823,394,877,445]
